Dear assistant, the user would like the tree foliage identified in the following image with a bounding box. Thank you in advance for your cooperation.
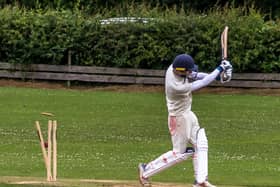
[0,0,279,19]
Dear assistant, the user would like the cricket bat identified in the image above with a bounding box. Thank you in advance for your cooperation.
[221,26,229,60]
[220,26,229,83]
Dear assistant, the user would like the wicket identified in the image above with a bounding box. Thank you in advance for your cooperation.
[35,120,57,182]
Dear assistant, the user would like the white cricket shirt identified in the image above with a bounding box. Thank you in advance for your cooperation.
[165,65,221,116]
[165,65,192,116]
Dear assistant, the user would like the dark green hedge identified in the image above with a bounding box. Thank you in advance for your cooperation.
[0,6,279,72]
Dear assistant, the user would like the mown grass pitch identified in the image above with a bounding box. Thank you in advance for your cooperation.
[0,86,279,186]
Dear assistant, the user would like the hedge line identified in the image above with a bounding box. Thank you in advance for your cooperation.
[0,6,279,73]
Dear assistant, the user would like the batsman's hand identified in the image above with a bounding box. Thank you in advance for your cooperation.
[220,67,232,83]
[219,60,232,71]
[219,60,233,83]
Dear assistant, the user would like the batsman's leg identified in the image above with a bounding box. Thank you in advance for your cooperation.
[196,128,208,183]
[138,114,194,186]
[192,128,216,187]
[141,147,194,179]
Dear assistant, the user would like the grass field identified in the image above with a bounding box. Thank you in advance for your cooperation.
[0,85,280,187]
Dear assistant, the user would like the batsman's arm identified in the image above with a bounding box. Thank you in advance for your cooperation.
[195,72,209,80]
[191,68,222,91]
[191,60,232,91]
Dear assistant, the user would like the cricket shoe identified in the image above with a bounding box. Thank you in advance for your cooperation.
[138,163,151,187]
[193,180,216,187]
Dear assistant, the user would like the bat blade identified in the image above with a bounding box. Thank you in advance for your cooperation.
[221,26,229,60]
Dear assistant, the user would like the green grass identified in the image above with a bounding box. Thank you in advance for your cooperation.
[0,86,280,187]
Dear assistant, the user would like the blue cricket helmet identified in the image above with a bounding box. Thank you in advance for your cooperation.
[172,54,198,72]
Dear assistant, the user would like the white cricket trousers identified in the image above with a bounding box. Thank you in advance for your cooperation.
[142,110,201,179]
[170,110,200,153]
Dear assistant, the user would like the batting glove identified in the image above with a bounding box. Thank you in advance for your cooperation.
[219,60,232,71]
[220,65,233,83]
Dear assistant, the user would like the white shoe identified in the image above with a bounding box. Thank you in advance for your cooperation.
[138,163,151,187]
[193,181,216,187]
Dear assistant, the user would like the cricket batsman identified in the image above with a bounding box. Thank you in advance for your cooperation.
[138,54,232,187]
